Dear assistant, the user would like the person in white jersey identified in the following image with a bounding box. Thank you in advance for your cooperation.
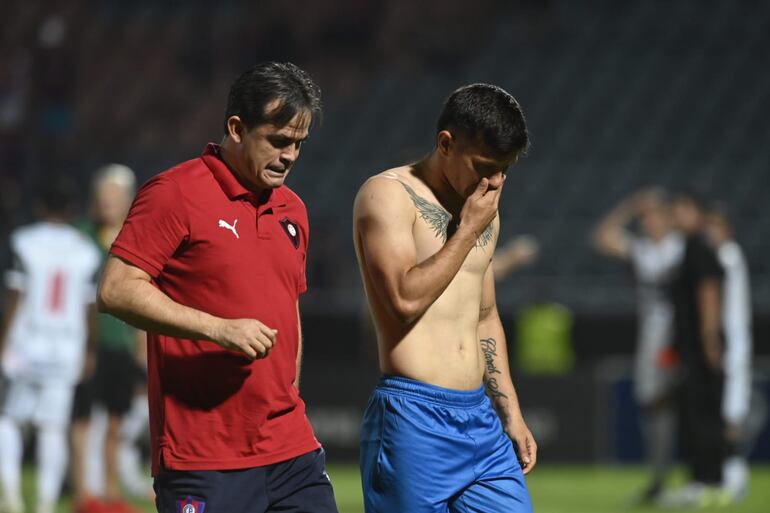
[0,180,101,513]
[705,208,754,500]
[593,188,684,502]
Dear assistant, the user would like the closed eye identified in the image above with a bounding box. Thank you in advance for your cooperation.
[475,164,498,176]
[269,136,307,150]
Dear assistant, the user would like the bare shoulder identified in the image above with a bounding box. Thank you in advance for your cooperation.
[357,166,414,193]
[354,166,415,215]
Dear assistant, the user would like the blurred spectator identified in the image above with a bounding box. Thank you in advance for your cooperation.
[493,235,574,375]
[705,207,756,501]
[0,179,100,513]
[70,164,146,513]
[592,188,683,502]
[492,235,539,279]
[31,13,77,170]
[660,192,726,507]
[0,49,31,134]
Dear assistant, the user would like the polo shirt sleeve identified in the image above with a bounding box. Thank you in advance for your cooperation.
[111,174,190,278]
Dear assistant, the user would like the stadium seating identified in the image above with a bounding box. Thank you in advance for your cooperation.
[1,0,767,315]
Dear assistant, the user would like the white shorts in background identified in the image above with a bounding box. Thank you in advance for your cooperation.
[634,313,675,405]
[1,379,75,428]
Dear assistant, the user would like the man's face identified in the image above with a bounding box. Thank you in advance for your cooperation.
[441,132,518,198]
[94,181,132,225]
[705,213,729,246]
[231,100,311,191]
[639,200,671,242]
[672,197,702,233]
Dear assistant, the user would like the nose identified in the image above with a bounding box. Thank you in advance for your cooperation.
[280,144,300,167]
[488,171,504,188]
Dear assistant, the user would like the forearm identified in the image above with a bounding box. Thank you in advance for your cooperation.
[593,196,637,257]
[479,313,524,429]
[393,224,478,322]
[491,252,519,278]
[698,279,723,368]
[99,277,221,341]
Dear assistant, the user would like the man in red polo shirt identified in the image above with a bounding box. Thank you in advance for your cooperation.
[97,62,338,513]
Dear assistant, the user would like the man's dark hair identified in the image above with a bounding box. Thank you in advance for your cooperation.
[673,188,711,212]
[437,84,529,156]
[38,177,76,217]
[709,201,733,224]
[223,62,322,135]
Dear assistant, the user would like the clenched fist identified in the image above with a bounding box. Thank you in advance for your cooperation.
[210,318,278,360]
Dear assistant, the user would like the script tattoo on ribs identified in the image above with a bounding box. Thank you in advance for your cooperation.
[480,337,507,399]
[398,181,494,247]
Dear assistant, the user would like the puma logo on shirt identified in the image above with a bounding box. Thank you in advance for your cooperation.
[218,219,239,239]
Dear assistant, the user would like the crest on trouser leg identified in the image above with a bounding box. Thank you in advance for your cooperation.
[176,496,206,513]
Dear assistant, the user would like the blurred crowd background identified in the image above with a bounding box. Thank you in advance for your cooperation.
[1,0,769,498]
[2,0,768,315]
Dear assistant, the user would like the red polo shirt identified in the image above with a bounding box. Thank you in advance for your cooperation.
[111,144,319,475]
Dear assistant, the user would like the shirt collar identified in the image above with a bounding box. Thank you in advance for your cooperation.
[200,143,287,207]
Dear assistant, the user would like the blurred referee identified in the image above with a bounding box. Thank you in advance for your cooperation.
[663,192,725,506]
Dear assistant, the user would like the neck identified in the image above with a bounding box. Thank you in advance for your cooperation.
[100,218,124,231]
[98,223,122,248]
[219,137,266,196]
[415,150,463,215]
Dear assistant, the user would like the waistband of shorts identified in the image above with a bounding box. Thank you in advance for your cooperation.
[375,375,487,408]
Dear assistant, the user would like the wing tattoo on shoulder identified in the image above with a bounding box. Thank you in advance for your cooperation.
[397,181,451,242]
[396,179,495,248]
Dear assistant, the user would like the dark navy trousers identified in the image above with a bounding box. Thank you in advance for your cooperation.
[154,449,338,513]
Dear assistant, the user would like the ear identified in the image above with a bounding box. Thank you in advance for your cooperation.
[436,130,454,156]
[226,116,245,143]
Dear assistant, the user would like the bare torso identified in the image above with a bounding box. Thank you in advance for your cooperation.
[354,166,498,390]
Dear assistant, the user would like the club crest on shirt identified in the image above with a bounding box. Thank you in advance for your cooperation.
[279,217,300,249]
[176,497,206,513]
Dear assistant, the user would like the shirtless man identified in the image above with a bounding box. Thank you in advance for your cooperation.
[354,84,536,513]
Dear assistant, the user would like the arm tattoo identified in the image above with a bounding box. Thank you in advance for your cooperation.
[398,181,494,247]
[476,224,495,248]
[480,337,508,400]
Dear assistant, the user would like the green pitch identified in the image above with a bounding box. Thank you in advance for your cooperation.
[23,464,770,512]
[328,464,770,513]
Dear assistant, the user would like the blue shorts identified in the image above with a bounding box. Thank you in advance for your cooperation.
[153,448,338,513]
[360,376,533,513]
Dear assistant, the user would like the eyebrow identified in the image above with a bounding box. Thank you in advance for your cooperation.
[473,159,506,170]
[270,133,309,144]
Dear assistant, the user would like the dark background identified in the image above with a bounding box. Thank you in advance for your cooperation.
[1,0,768,462]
